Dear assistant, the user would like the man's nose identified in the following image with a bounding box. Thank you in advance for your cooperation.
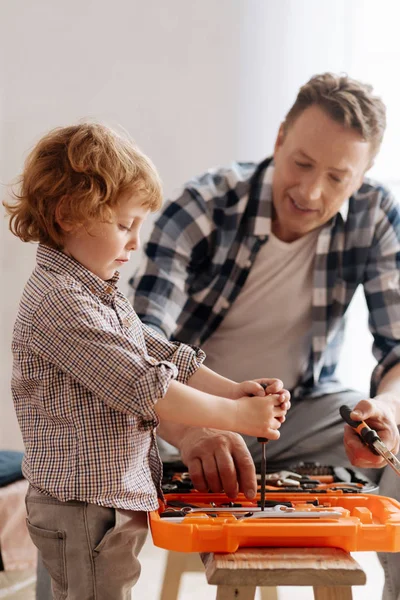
[300,173,323,202]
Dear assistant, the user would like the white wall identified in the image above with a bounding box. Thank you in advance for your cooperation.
[0,0,391,449]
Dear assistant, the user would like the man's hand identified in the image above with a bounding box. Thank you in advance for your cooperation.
[344,395,400,468]
[179,427,257,500]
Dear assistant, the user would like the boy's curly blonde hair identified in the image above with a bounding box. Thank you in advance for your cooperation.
[3,123,163,249]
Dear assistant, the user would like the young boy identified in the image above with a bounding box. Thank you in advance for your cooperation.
[4,123,290,599]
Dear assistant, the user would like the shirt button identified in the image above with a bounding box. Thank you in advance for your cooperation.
[105,286,113,294]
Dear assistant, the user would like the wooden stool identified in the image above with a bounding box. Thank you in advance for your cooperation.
[200,547,366,599]
[159,551,277,600]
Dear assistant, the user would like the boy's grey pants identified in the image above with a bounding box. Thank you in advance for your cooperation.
[28,487,147,600]
[36,391,400,600]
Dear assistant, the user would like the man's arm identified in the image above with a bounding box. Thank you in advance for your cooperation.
[345,189,400,468]
[376,362,400,423]
[344,363,400,468]
[131,188,215,340]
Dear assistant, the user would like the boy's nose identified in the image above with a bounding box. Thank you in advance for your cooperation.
[127,236,140,251]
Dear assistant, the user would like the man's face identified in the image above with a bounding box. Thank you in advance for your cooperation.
[272,105,372,242]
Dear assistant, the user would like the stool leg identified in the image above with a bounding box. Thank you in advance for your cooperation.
[159,551,185,600]
[216,586,256,600]
[260,586,279,600]
[313,586,353,600]
[160,552,204,600]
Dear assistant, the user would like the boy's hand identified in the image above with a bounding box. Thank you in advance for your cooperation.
[235,392,289,440]
[233,378,291,418]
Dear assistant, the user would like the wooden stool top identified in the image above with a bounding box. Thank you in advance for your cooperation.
[200,547,367,588]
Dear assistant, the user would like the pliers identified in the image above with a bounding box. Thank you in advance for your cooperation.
[340,405,400,477]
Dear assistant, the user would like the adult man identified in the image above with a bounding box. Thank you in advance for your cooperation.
[132,73,400,599]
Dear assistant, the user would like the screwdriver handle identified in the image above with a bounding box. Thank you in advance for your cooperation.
[339,405,380,454]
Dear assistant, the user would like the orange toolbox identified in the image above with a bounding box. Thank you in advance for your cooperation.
[150,464,400,553]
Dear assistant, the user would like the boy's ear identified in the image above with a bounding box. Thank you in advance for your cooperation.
[55,198,75,232]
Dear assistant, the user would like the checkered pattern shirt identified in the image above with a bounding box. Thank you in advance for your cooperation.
[11,244,205,510]
[131,157,400,399]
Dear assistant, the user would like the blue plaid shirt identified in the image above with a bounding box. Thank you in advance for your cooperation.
[131,158,400,398]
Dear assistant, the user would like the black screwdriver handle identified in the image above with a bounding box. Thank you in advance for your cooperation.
[339,405,362,428]
[339,404,380,454]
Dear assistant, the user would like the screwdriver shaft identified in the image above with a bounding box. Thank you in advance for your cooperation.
[260,442,266,511]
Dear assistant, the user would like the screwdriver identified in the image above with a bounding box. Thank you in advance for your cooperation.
[258,438,268,511]
[339,405,400,477]
[258,383,269,511]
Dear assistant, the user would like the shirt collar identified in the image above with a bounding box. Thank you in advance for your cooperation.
[338,198,349,221]
[36,244,119,302]
[252,161,274,238]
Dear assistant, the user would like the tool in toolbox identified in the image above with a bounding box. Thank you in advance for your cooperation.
[158,502,343,523]
[256,469,371,493]
[340,405,400,477]
[161,461,378,494]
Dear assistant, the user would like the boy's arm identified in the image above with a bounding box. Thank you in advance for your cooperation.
[187,364,289,403]
[155,379,284,439]
[31,289,175,420]
[31,288,286,439]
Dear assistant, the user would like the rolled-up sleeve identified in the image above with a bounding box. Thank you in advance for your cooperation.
[142,323,206,384]
[30,288,178,419]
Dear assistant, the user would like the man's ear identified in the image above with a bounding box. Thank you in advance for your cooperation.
[55,198,75,232]
[357,156,374,190]
[274,123,286,155]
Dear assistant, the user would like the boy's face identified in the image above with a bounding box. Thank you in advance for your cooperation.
[62,190,150,281]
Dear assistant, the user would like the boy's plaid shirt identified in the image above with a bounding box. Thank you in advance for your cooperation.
[131,158,400,399]
[11,245,204,510]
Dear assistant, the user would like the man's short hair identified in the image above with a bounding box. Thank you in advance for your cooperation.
[4,122,163,249]
[283,73,386,159]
